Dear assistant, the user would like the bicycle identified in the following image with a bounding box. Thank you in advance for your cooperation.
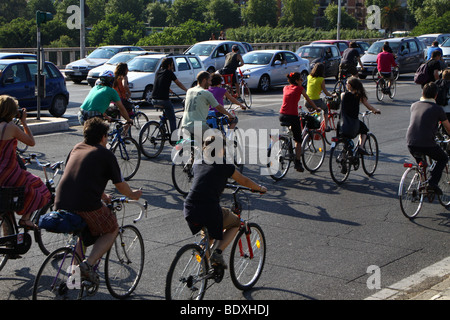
[372,66,399,83]
[266,110,326,181]
[321,93,341,145]
[32,197,147,300]
[398,137,450,220]
[138,105,184,159]
[375,72,397,101]
[329,111,379,185]
[333,71,351,95]
[165,184,266,300]
[106,100,149,139]
[222,68,252,109]
[108,119,141,181]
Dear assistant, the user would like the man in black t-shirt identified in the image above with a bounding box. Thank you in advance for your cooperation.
[151,58,188,137]
[339,42,363,79]
[424,50,444,87]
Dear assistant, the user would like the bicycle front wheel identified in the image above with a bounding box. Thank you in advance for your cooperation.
[438,165,450,208]
[33,247,83,300]
[329,140,351,185]
[399,167,424,219]
[389,80,396,99]
[111,137,141,181]
[165,243,208,300]
[241,83,252,108]
[302,130,326,173]
[105,225,145,299]
[267,135,292,181]
[132,111,149,137]
[139,120,165,158]
[361,133,379,177]
[230,222,266,291]
[333,80,346,95]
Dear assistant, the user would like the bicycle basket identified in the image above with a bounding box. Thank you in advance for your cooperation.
[0,186,25,212]
[329,94,341,110]
[303,114,321,129]
[105,105,119,118]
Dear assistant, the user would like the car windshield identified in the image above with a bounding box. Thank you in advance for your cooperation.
[243,52,273,65]
[418,37,436,46]
[186,44,216,56]
[105,53,139,65]
[88,48,119,59]
[442,38,450,47]
[367,41,401,54]
[0,64,7,71]
[128,57,159,72]
[296,47,323,58]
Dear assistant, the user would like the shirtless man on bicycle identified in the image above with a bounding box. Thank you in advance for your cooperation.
[55,117,142,284]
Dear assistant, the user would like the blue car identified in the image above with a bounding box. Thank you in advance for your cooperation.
[0,59,69,117]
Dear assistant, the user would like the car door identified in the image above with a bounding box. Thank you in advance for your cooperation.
[173,56,194,95]
[212,43,228,71]
[0,63,35,108]
[329,46,341,77]
[403,39,420,72]
[270,52,289,85]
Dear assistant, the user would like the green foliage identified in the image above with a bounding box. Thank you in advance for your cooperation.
[410,10,450,35]
[323,4,359,30]
[242,0,278,27]
[279,0,318,28]
[204,0,241,29]
[166,0,208,26]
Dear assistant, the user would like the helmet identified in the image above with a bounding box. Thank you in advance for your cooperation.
[99,70,114,87]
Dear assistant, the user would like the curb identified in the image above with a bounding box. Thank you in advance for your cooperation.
[27,117,70,135]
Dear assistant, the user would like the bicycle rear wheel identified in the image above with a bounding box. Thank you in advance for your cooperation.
[389,80,396,99]
[131,111,149,138]
[361,133,379,176]
[333,80,346,95]
[329,140,351,185]
[302,130,326,173]
[230,222,266,291]
[139,120,165,158]
[33,247,83,300]
[398,167,424,219]
[165,243,208,300]
[172,148,194,196]
[376,80,385,101]
[105,225,145,299]
[111,137,141,181]
[241,83,252,108]
[267,135,292,181]
[0,213,14,272]
[438,164,450,208]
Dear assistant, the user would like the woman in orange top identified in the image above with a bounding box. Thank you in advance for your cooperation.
[113,62,133,116]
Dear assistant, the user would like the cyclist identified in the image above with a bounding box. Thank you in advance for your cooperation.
[376,44,397,89]
[78,70,133,126]
[181,71,235,143]
[183,135,267,268]
[279,72,320,172]
[152,58,188,142]
[338,42,363,79]
[113,62,133,118]
[406,82,450,195]
[55,117,142,284]
[219,45,244,102]
[0,95,51,230]
[340,77,381,156]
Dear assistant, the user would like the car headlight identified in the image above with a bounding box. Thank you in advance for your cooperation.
[66,64,73,69]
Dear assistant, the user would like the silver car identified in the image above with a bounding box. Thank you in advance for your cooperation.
[240,50,310,92]
[441,38,450,67]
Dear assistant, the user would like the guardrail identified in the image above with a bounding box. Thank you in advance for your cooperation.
[1,39,379,69]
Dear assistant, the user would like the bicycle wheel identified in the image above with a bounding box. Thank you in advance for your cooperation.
[172,149,194,196]
[32,247,83,300]
[0,213,14,272]
[393,68,399,81]
[333,80,346,95]
[111,137,141,181]
[225,129,244,173]
[230,222,266,291]
[105,225,144,299]
[165,243,208,300]
[361,133,379,177]
[372,68,380,83]
[376,79,385,101]
[267,135,292,181]
[399,167,424,219]
[438,164,450,208]
[139,120,165,158]
[389,80,396,99]
[302,130,326,173]
[329,140,351,185]
[241,83,252,108]
[131,111,149,137]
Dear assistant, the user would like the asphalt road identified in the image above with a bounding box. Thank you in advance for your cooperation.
[1,75,449,303]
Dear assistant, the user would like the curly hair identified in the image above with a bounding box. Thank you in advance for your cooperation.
[0,95,19,123]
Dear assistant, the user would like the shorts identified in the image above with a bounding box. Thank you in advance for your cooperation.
[305,99,328,114]
[279,113,302,142]
[76,205,118,236]
[380,72,393,80]
[339,63,358,77]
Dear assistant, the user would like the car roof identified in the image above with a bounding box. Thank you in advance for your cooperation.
[0,52,36,58]
[418,34,450,37]
[313,40,349,43]
[133,53,199,59]
[194,40,242,45]
[376,37,417,43]
[301,44,332,47]
[247,49,287,53]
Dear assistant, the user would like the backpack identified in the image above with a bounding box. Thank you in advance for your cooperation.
[414,61,431,85]
[435,79,449,106]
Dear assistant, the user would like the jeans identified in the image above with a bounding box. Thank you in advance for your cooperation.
[408,145,448,186]
[152,99,176,133]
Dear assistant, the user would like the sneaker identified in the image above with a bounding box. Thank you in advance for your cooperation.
[340,164,348,174]
[294,160,304,172]
[79,260,100,285]
[210,251,228,269]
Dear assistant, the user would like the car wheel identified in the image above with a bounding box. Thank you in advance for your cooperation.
[49,95,68,117]
[143,86,153,103]
[258,75,270,92]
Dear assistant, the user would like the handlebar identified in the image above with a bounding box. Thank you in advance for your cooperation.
[225,183,266,195]
[109,197,148,223]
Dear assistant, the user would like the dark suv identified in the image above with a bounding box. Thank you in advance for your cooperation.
[359,37,426,79]
[296,44,341,78]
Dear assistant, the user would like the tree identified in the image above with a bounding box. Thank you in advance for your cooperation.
[278,0,318,28]
[166,0,207,26]
[323,3,358,30]
[380,0,405,33]
[0,0,28,23]
[242,0,278,27]
[105,0,146,22]
[146,2,170,27]
[204,0,241,29]
[411,10,450,35]
[413,0,450,25]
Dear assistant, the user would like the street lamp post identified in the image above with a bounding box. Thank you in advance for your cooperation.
[337,0,341,40]
[36,11,53,120]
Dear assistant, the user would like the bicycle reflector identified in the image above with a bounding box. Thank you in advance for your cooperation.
[403,163,413,168]
[331,137,339,142]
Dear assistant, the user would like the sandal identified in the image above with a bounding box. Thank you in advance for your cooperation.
[18,219,38,231]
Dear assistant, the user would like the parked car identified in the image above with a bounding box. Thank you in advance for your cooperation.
[417,33,450,47]
[240,50,310,92]
[296,44,341,79]
[311,40,350,55]
[127,53,205,101]
[64,45,144,83]
[0,59,69,117]
[86,51,158,87]
[358,37,426,79]
[355,41,370,55]
[0,52,37,60]
[440,38,450,67]
[184,40,249,73]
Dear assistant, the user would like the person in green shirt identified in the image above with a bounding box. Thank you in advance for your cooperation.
[78,70,132,126]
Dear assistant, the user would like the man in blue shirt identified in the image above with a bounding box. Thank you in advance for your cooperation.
[427,41,443,60]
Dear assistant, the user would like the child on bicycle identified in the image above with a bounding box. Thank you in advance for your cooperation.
[305,63,334,131]
[279,72,320,172]
[183,135,266,268]
[340,77,381,155]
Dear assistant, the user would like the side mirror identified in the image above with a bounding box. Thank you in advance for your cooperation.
[273,60,282,65]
